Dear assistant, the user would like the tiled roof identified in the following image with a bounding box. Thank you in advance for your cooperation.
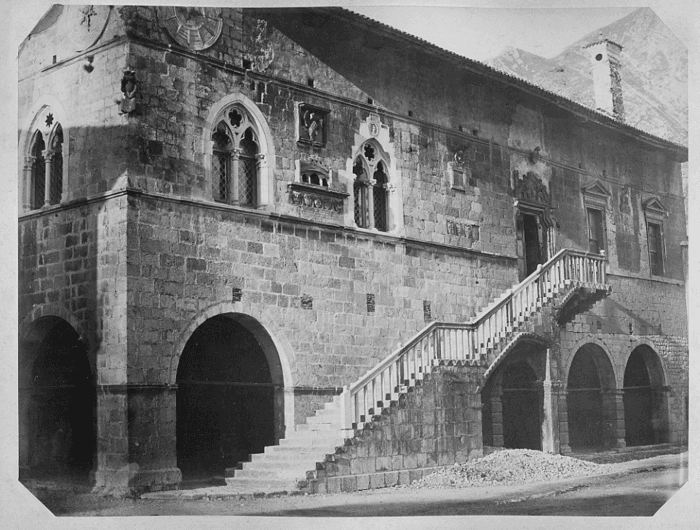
[327,7,686,155]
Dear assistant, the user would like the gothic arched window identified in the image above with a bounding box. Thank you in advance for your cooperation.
[211,106,262,207]
[25,120,64,210]
[353,142,390,232]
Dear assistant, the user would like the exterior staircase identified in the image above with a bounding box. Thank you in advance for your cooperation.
[224,248,610,493]
[225,396,345,491]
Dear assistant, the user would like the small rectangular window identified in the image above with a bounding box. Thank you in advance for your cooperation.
[587,208,604,254]
[647,222,664,276]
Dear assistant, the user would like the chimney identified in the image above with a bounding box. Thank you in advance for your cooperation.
[584,38,625,122]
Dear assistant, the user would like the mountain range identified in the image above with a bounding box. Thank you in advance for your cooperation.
[488,8,687,146]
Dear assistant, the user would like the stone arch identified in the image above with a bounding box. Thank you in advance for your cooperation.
[565,342,617,450]
[172,309,292,481]
[204,92,276,207]
[623,342,669,446]
[481,336,548,450]
[18,315,96,481]
[20,304,90,387]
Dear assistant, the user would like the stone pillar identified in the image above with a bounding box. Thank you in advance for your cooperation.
[231,148,241,205]
[602,389,626,449]
[541,348,556,453]
[43,151,52,206]
[367,179,376,230]
[558,388,571,454]
[489,390,504,448]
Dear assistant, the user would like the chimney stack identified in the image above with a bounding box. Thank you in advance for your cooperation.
[584,39,625,122]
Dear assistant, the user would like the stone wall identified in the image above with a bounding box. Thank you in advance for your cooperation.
[126,193,518,424]
[305,364,484,494]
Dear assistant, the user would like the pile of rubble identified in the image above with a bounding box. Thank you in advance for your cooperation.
[408,449,618,489]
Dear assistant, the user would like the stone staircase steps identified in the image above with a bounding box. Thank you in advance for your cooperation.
[225,395,346,492]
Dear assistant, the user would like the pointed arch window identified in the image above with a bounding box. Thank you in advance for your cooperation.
[211,106,263,207]
[353,142,390,232]
[25,120,64,210]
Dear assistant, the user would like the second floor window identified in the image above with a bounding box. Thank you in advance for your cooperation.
[647,222,664,276]
[211,106,261,207]
[587,207,604,254]
[27,123,63,210]
[353,142,390,232]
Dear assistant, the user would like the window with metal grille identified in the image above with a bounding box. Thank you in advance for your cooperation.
[30,132,46,210]
[587,207,604,254]
[647,222,664,276]
[49,126,63,205]
[211,106,260,208]
[238,129,258,206]
[373,163,388,232]
[353,160,369,228]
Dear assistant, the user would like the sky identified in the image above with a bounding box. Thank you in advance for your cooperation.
[6,1,695,64]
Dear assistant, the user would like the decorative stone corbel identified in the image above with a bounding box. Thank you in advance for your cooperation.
[119,70,141,115]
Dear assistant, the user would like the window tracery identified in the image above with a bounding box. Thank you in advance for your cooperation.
[211,105,263,207]
[25,116,64,211]
[353,141,390,232]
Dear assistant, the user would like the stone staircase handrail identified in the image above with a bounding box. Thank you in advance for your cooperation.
[340,248,607,430]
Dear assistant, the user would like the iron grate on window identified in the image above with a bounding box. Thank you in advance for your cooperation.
[32,156,46,209]
[373,184,387,232]
[50,153,63,205]
[239,156,256,206]
[213,151,228,202]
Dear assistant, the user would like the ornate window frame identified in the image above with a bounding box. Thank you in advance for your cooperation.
[581,179,611,255]
[643,197,669,277]
[20,98,69,213]
[344,115,403,234]
[204,93,275,209]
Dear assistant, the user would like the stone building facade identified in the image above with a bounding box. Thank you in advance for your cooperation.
[18,6,688,493]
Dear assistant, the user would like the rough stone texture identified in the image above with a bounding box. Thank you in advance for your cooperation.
[17,6,687,493]
[305,365,484,493]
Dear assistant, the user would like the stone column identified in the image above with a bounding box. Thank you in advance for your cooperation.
[22,157,33,211]
[230,148,241,205]
[602,389,626,449]
[43,150,52,206]
[558,388,571,454]
[367,179,376,230]
[541,349,561,453]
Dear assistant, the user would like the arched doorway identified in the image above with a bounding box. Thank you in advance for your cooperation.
[481,340,545,451]
[623,346,668,446]
[566,344,615,451]
[176,314,283,483]
[502,361,542,450]
[22,317,95,480]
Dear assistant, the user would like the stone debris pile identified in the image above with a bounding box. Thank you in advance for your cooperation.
[408,449,618,489]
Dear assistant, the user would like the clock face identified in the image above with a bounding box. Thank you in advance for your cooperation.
[159,6,223,51]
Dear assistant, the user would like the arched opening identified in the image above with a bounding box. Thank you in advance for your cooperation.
[176,314,283,484]
[502,361,541,450]
[481,340,545,451]
[566,344,615,451]
[623,346,668,446]
[22,317,95,481]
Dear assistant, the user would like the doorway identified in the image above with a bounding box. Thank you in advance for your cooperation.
[523,214,542,277]
[26,317,95,481]
[502,361,542,450]
[176,314,280,483]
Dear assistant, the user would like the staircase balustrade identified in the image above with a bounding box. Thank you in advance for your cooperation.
[340,248,607,430]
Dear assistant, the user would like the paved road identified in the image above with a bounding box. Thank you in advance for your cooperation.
[29,452,688,517]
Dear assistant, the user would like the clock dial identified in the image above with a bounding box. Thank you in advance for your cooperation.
[159,6,223,51]
[65,5,112,52]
